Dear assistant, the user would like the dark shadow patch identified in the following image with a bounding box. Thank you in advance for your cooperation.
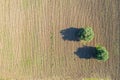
[60,27,80,41]
[74,46,96,59]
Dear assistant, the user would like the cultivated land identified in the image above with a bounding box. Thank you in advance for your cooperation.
[0,0,119,80]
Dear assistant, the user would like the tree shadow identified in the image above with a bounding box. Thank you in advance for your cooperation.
[60,27,80,41]
[74,46,96,59]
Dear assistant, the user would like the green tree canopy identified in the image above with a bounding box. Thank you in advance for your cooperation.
[95,45,109,61]
[78,27,94,42]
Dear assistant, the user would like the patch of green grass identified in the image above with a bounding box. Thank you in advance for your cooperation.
[0,27,14,70]
[50,32,54,50]
[25,58,32,65]
[0,78,10,80]
[50,32,54,40]
[22,0,42,9]
[22,0,43,9]
[22,0,30,9]
[83,78,110,80]
[20,57,33,71]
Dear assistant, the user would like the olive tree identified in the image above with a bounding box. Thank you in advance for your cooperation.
[95,45,109,61]
[78,27,94,42]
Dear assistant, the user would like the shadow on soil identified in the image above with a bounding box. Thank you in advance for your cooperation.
[74,46,96,59]
[60,27,80,41]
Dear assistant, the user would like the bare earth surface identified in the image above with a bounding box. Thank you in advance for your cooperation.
[0,0,119,80]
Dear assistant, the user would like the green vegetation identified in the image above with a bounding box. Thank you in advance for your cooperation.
[50,32,54,40]
[77,27,109,61]
[95,45,109,61]
[78,27,94,42]
[50,32,54,50]
[83,78,110,80]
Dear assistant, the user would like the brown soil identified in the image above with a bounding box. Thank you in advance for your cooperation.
[0,0,119,80]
